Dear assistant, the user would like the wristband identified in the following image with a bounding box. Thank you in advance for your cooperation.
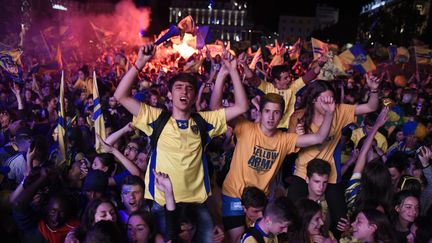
[132,62,144,80]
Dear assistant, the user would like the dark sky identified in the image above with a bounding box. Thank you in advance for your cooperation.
[250,0,371,31]
[134,0,371,34]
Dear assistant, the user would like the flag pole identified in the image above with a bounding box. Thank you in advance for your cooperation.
[39,30,53,59]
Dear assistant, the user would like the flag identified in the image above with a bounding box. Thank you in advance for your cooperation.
[396,47,410,63]
[0,49,23,83]
[90,21,114,45]
[57,71,67,167]
[55,45,63,69]
[183,57,204,73]
[195,25,210,50]
[177,15,195,33]
[90,22,114,38]
[311,38,328,59]
[42,25,74,47]
[414,46,432,65]
[37,46,63,74]
[289,38,302,60]
[338,43,376,74]
[93,71,106,153]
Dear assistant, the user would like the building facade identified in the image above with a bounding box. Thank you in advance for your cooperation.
[169,0,254,42]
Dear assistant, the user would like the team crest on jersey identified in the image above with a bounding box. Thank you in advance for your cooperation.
[247,145,279,173]
[352,54,367,65]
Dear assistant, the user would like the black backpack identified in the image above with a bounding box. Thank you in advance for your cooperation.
[149,110,209,153]
[243,226,265,243]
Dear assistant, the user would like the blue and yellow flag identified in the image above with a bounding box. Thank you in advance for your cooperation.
[338,43,376,74]
[93,71,106,153]
[415,46,432,65]
[311,38,328,60]
[57,71,67,167]
[0,49,23,83]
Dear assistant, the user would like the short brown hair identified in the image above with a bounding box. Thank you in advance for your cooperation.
[259,93,285,112]
[168,73,198,93]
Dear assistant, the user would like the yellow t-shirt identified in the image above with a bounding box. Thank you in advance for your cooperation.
[240,220,278,243]
[222,119,298,198]
[258,78,305,129]
[351,128,388,152]
[290,104,356,184]
[133,104,227,205]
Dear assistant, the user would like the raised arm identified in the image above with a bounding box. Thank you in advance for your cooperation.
[114,44,155,116]
[301,55,326,84]
[221,52,249,122]
[354,73,381,115]
[209,64,229,111]
[105,122,135,146]
[353,107,389,174]
[97,134,142,179]
[153,171,180,242]
[295,96,335,147]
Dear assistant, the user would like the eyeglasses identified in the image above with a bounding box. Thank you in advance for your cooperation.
[400,176,419,191]
[125,145,139,152]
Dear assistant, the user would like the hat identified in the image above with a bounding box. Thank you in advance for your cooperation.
[82,170,108,192]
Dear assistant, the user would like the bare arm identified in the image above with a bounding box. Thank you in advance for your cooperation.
[295,96,335,147]
[114,44,155,116]
[353,107,389,174]
[97,134,142,178]
[222,52,249,122]
[209,66,229,111]
[11,83,24,110]
[105,122,135,145]
[355,73,380,115]
[195,82,209,112]
[302,55,326,84]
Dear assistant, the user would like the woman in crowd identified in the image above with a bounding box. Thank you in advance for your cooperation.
[392,190,420,243]
[350,208,397,243]
[290,198,337,243]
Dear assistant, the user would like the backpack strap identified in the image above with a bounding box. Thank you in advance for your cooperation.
[150,111,209,153]
[149,110,172,153]
[243,226,265,243]
[190,112,208,149]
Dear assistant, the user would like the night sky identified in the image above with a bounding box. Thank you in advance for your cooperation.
[136,0,371,30]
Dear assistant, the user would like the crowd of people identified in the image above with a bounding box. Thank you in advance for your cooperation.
[0,32,432,243]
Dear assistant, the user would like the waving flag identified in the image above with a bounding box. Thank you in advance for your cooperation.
[57,71,67,167]
[195,25,210,50]
[338,43,376,74]
[177,15,195,33]
[396,47,410,63]
[311,38,328,59]
[93,71,106,153]
[414,46,432,65]
[388,45,410,63]
[0,49,23,84]
[55,45,63,69]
